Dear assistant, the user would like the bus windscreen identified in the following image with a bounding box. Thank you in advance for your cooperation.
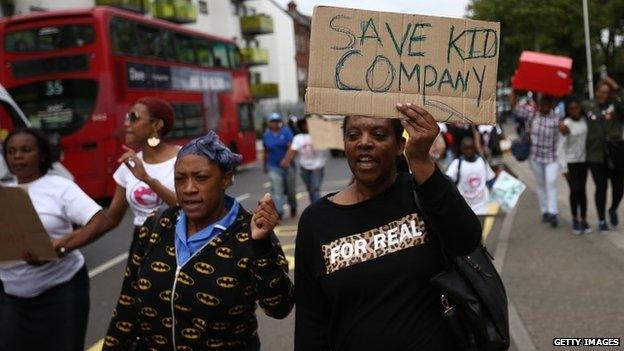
[9,79,98,135]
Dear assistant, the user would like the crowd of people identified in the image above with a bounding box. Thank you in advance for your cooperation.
[1,95,487,350]
[1,75,620,350]
[514,77,624,234]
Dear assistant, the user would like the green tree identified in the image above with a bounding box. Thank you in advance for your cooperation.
[467,0,624,91]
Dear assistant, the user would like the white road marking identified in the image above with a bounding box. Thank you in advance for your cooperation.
[263,182,270,188]
[88,252,128,278]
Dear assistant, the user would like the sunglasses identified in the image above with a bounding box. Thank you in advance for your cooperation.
[125,111,156,123]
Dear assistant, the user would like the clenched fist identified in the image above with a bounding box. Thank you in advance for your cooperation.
[251,193,279,240]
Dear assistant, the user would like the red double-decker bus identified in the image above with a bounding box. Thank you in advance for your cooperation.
[0,6,256,199]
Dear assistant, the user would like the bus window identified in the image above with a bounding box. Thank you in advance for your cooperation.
[157,30,176,60]
[137,24,161,57]
[237,104,254,132]
[4,25,94,52]
[9,79,98,136]
[212,42,230,68]
[227,44,241,70]
[176,34,195,64]
[169,103,203,139]
[110,17,138,55]
[195,39,214,67]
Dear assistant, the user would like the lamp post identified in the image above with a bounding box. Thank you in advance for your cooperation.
[582,0,594,99]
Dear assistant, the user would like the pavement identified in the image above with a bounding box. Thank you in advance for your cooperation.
[499,154,624,351]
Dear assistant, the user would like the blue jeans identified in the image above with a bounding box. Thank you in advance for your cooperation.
[0,265,89,351]
[267,166,297,216]
[300,167,324,203]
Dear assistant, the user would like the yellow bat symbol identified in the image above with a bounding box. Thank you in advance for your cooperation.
[151,261,171,273]
[196,292,220,307]
[181,327,201,339]
[115,321,134,333]
[216,276,238,288]
[194,262,214,275]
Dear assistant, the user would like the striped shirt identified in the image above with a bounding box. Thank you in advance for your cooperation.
[530,110,561,163]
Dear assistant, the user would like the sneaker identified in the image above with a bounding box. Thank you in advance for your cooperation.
[549,214,558,228]
[571,220,582,235]
[609,209,619,228]
[581,221,593,234]
[599,221,610,235]
[541,213,551,223]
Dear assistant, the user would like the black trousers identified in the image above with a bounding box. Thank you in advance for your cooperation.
[566,162,588,220]
[589,162,624,221]
[0,265,90,351]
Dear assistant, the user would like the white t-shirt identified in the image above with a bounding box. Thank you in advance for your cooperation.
[113,151,176,226]
[446,157,496,215]
[290,133,328,170]
[0,174,102,298]
[558,118,587,173]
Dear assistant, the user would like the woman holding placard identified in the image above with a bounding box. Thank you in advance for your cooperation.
[294,103,481,350]
[0,128,110,351]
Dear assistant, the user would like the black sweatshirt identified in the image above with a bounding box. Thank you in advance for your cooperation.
[104,206,294,351]
[295,168,481,351]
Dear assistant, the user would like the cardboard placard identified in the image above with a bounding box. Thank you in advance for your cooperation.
[490,171,526,212]
[306,6,500,125]
[0,186,57,262]
[307,115,344,150]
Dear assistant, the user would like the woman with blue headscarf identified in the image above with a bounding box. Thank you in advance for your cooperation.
[104,131,294,351]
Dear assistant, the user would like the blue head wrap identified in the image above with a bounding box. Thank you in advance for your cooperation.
[177,131,242,172]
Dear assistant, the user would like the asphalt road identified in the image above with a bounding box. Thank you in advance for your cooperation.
[82,156,353,350]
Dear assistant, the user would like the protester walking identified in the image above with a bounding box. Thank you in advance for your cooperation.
[104,132,294,351]
[0,128,110,351]
[523,95,561,227]
[446,136,496,218]
[294,103,481,350]
[104,97,180,252]
[281,115,329,203]
[263,112,298,219]
[558,97,591,234]
[584,77,624,233]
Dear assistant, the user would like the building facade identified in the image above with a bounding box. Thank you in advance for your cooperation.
[287,1,309,101]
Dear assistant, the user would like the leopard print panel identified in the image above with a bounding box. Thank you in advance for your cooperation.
[322,213,429,275]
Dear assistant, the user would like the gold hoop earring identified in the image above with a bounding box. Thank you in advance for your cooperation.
[147,133,161,147]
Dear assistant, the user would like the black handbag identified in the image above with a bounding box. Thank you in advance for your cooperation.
[511,139,530,162]
[414,191,510,351]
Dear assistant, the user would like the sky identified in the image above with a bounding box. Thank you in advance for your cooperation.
[273,0,471,19]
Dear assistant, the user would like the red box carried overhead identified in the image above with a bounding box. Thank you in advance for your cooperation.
[511,51,573,97]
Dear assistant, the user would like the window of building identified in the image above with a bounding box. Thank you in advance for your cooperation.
[198,0,208,14]
[230,1,239,15]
